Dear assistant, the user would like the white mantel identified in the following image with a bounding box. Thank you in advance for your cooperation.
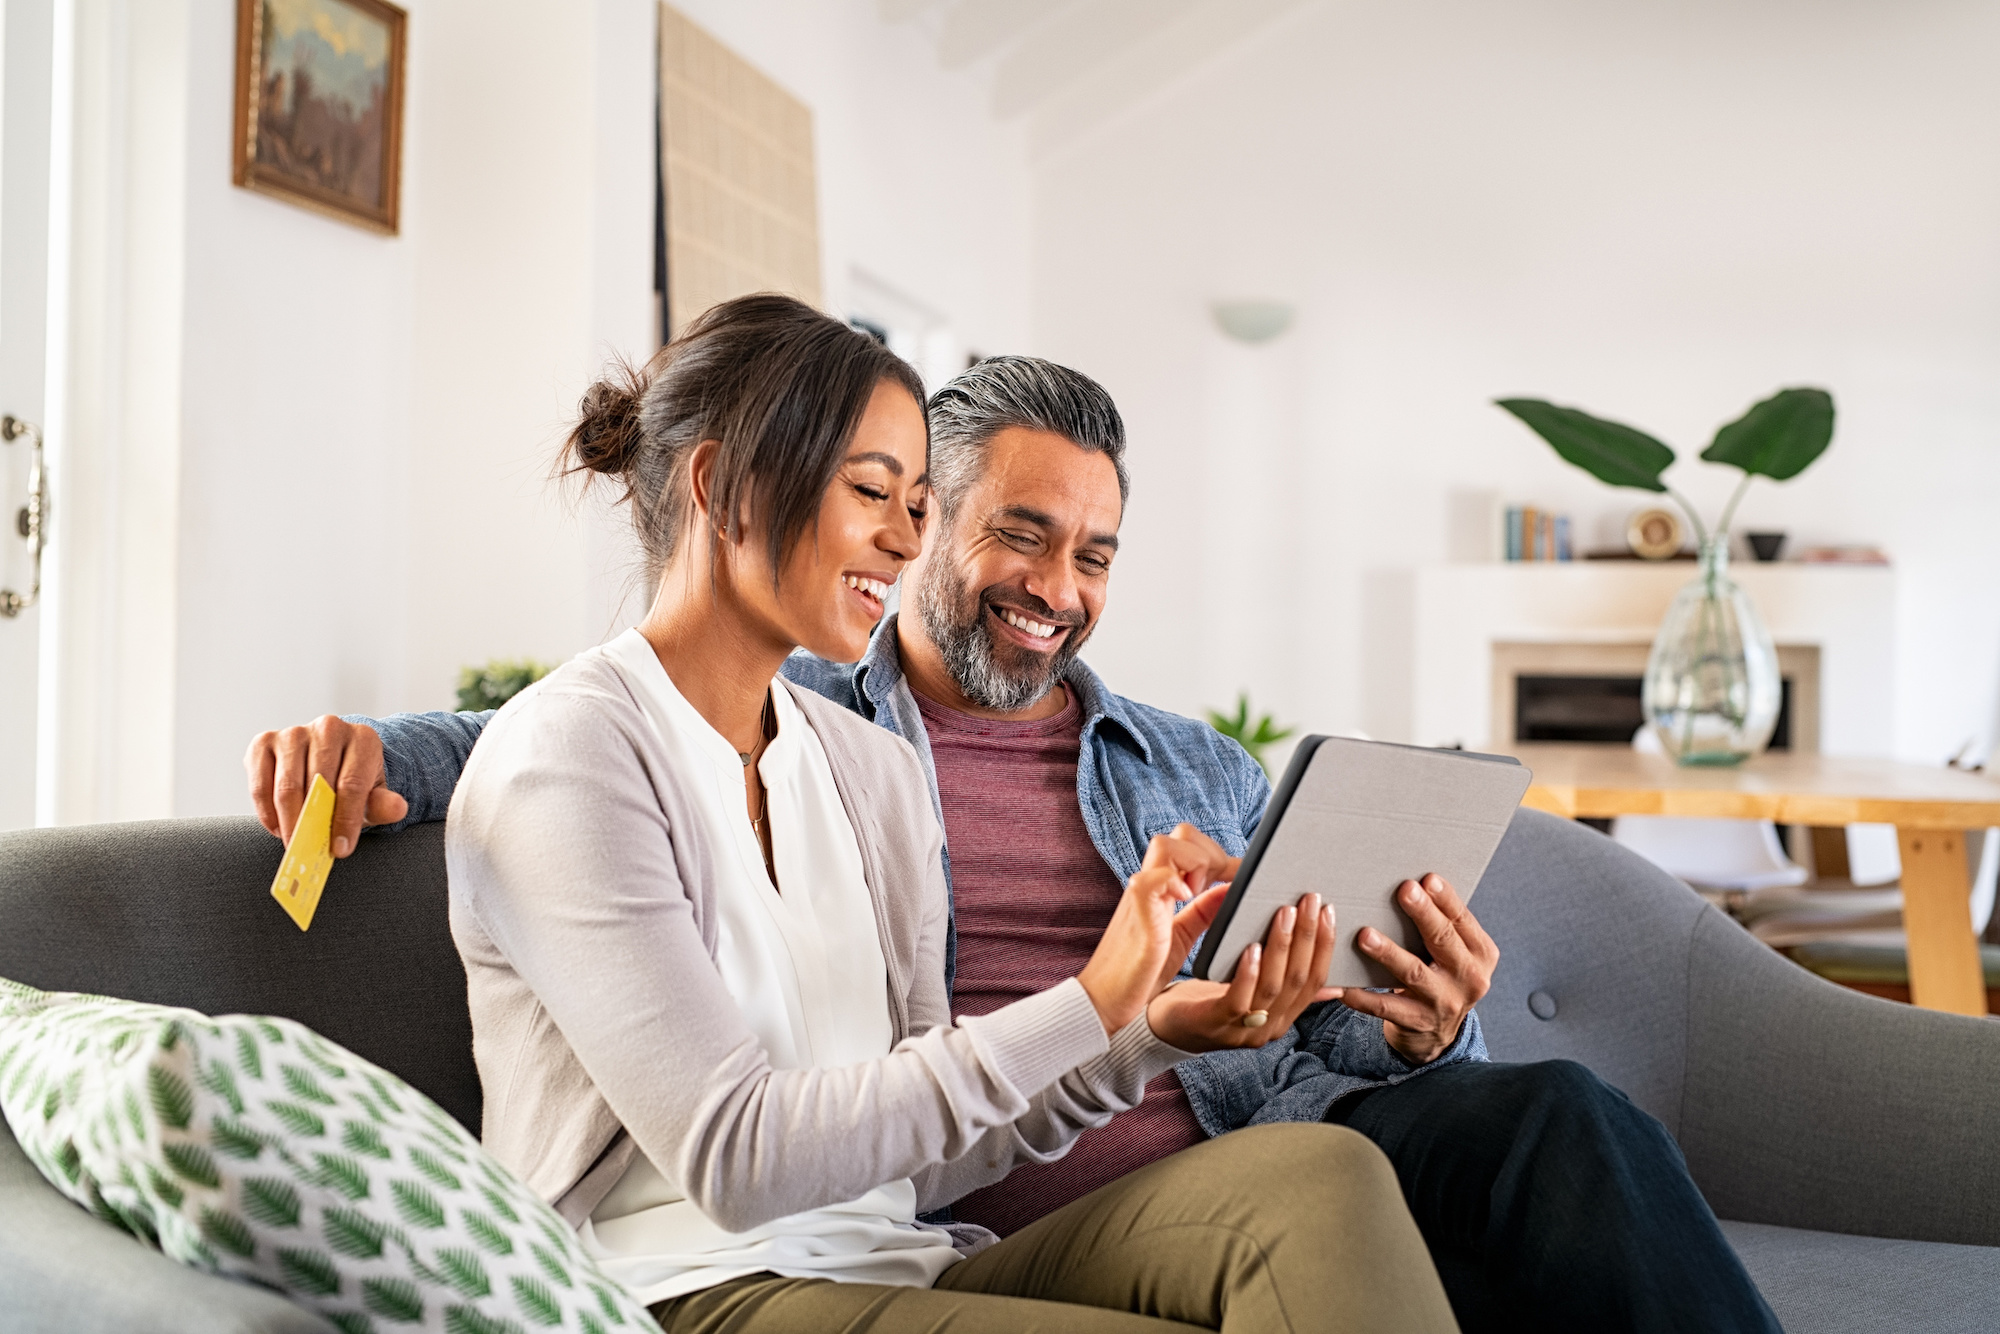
[1400,563,1896,756]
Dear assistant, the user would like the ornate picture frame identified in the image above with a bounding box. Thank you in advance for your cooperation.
[232,0,407,234]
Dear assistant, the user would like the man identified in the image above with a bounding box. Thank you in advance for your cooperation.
[249,356,1777,1332]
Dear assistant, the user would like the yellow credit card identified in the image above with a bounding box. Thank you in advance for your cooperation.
[270,773,337,931]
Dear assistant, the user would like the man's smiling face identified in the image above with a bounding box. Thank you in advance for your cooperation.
[911,426,1123,714]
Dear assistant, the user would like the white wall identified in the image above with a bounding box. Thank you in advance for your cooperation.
[667,0,1035,360]
[165,0,655,818]
[1033,0,2000,762]
[79,0,1995,820]
[38,0,1033,822]
[172,0,418,816]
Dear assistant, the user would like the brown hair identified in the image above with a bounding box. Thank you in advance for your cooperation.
[563,292,927,583]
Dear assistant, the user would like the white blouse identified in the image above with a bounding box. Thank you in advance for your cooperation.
[579,629,962,1303]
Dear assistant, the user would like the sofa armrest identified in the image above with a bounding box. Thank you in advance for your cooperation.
[0,1121,336,1334]
[1678,907,2000,1247]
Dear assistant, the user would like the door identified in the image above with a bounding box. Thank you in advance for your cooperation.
[0,0,55,830]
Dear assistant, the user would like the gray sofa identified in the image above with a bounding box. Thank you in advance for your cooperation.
[2,809,1997,1332]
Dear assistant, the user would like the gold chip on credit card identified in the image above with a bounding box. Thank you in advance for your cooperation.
[270,773,337,931]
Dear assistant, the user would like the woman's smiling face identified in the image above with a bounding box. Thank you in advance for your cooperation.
[752,378,930,664]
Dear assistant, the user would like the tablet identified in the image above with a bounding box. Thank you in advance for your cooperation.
[1191,736,1533,988]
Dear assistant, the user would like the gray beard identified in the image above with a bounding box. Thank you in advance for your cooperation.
[915,550,1089,713]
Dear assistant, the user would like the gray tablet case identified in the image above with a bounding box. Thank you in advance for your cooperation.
[1192,736,1533,988]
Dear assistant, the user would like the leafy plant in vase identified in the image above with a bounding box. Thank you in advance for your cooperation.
[1495,388,1835,766]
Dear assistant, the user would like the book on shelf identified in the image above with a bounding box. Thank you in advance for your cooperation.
[1502,505,1576,561]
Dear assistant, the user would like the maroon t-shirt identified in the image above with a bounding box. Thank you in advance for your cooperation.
[913,686,1207,1237]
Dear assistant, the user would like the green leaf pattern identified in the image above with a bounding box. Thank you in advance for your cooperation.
[211,1114,271,1161]
[463,1209,514,1257]
[243,1175,302,1228]
[364,1275,427,1322]
[392,1178,448,1231]
[284,1063,340,1107]
[148,1066,194,1129]
[511,1274,564,1326]
[311,1150,374,1201]
[200,1203,258,1257]
[344,1120,393,1160]
[410,1145,464,1191]
[268,1100,328,1140]
[0,980,653,1332]
[437,1245,494,1300]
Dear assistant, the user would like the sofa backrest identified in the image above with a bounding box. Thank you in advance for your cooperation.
[0,818,479,1132]
[2,806,1706,1149]
[1471,808,1708,1139]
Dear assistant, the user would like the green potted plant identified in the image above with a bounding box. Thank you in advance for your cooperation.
[1206,693,1295,776]
[1495,387,1835,766]
[456,659,554,713]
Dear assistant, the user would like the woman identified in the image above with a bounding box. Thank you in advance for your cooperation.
[446,294,1457,1332]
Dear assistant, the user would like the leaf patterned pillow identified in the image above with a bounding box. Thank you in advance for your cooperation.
[0,978,656,1334]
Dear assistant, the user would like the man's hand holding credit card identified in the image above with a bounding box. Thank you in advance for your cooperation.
[269,773,338,931]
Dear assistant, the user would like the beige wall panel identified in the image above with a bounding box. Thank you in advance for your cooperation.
[659,3,821,336]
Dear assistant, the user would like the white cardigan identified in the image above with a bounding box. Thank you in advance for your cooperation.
[581,632,959,1300]
[444,636,1191,1258]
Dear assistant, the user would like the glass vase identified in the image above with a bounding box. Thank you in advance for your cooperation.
[1642,537,1781,766]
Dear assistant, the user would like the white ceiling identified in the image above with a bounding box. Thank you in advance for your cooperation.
[880,0,1314,154]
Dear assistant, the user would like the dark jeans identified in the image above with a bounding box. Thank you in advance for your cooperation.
[1327,1059,1781,1334]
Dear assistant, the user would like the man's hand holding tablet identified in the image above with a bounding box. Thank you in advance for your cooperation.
[1341,872,1498,1064]
[1177,735,1531,1063]
[1140,865,1497,1061]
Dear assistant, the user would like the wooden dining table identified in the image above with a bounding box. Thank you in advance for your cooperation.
[1501,743,2000,1016]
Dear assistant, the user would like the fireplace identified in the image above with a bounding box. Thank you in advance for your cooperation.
[1395,563,1890,755]
[1497,643,1818,752]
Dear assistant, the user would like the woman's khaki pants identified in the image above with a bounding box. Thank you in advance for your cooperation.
[653,1123,1458,1333]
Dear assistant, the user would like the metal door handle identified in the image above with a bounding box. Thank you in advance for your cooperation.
[2,414,45,618]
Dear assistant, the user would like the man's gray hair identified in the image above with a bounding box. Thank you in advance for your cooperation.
[925,355,1128,522]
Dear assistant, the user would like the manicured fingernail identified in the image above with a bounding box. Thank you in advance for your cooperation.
[1360,927,1379,946]
[1321,904,1334,925]
[1277,906,1295,931]
[1326,988,1345,999]
[1247,944,1262,966]
[1403,883,1423,904]
[1427,875,1445,895]
[333,837,351,857]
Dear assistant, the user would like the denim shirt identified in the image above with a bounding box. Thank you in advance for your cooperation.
[360,615,1484,1137]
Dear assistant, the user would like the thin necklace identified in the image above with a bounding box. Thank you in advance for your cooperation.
[741,692,776,871]
[737,691,775,767]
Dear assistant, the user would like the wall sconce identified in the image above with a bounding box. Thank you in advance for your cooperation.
[1210,300,1294,344]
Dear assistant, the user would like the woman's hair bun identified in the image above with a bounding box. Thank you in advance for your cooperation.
[564,360,648,478]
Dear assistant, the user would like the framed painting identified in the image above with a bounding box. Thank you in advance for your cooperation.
[233,0,407,234]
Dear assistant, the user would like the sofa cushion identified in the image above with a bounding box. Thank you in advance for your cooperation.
[1,1116,337,1334]
[0,979,654,1334]
[0,818,480,1132]
[1471,809,1708,1138]
[1722,1219,2000,1333]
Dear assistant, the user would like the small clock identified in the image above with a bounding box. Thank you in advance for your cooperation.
[1626,507,1684,560]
